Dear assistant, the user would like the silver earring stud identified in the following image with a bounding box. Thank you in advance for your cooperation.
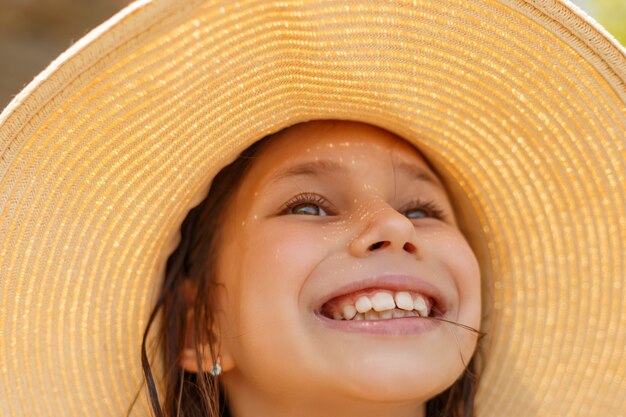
[209,356,222,376]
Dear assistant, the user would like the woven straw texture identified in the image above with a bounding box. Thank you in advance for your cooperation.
[1,0,625,416]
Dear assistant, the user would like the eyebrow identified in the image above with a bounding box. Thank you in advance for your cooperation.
[268,159,347,184]
[394,162,444,187]
[267,159,443,188]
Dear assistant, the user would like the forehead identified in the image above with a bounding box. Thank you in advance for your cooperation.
[249,120,434,178]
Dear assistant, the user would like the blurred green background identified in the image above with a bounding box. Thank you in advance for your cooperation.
[0,0,625,110]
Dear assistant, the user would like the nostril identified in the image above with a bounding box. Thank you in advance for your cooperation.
[403,242,417,255]
[368,241,389,251]
[367,241,418,255]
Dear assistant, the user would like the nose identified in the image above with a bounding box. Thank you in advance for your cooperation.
[348,203,421,259]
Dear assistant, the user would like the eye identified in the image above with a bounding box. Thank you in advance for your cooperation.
[404,207,430,219]
[401,199,446,221]
[282,193,331,216]
[290,203,328,216]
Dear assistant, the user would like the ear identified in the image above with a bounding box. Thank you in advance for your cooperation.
[179,280,235,374]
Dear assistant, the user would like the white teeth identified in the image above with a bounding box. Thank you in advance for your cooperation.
[414,295,428,317]
[342,304,357,320]
[371,292,395,312]
[394,291,414,311]
[329,291,433,320]
[355,296,372,313]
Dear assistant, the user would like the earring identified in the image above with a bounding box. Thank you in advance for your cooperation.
[209,355,222,376]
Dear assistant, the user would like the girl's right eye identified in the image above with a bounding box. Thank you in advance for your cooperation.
[281,193,331,216]
[289,202,328,216]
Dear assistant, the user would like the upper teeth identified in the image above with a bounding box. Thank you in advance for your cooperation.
[327,290,431,321]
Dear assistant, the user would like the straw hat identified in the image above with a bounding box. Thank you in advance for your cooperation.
[1,0,624,416]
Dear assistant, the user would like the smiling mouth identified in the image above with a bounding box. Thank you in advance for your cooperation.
[320,289,440,321]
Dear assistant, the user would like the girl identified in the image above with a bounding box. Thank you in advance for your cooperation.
[1,1,624,417]
[146,119,482,417]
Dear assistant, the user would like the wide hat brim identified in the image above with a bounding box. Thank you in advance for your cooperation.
[1,0,625,416]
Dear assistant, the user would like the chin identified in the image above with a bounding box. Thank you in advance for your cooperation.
[326,349,468,404]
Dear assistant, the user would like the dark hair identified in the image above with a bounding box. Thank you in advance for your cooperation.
[134,128,482,417]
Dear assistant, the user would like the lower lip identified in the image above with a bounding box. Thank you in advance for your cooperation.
[315,312,442,335]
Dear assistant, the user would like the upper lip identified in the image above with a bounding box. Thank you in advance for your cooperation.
[314,274,448,316]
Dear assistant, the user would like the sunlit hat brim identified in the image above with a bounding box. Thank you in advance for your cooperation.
[1,0,625,416]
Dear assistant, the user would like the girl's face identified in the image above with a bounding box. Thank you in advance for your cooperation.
[214,120,481,416]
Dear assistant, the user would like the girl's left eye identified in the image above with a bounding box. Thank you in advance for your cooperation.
[401,200,446,221]
[282,193,331,216]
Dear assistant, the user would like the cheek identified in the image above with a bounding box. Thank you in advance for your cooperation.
[249,221,334,277]
[216,220,343,380]
[219,221,335,325]
[446,233,480,286]
[422,228,481,321]
[448,235,481,328]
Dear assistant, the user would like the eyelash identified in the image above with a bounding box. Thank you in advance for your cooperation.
[281,193,446,220]
[399,199,447,221]
[281,193,333,215]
